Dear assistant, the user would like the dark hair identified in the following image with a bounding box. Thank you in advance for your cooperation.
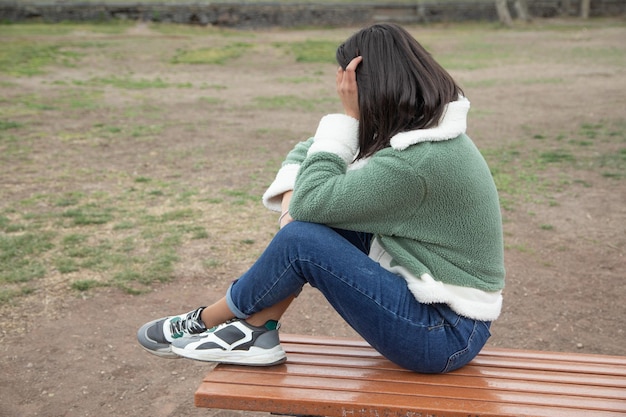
[336,23,463,159]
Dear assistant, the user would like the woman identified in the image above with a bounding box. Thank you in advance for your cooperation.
[137,23,505,373]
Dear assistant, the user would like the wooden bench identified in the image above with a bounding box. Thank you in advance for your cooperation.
[195,334,626,417]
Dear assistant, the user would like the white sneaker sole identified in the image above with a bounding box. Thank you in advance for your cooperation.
[139,344,180,359]
[171,345,286,366]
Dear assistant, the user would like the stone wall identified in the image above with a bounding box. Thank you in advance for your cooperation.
[0,1,624,28]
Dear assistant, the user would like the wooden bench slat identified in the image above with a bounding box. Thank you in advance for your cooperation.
[280,334,626,366]
[283,355,626,390]
[469,355,626,376]
[209,363,626,400]
[283,342,626,376]
[480,348,626,366]
[286,346,626,388]
[201,368,626,412]
[455,364,626,388]
[195,380,624,417]
[284,352,626,387]
[195,334,626,417]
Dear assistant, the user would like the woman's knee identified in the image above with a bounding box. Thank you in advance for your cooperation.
[275,221,334,246]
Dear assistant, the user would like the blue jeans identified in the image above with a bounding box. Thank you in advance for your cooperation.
[226,221,491,373]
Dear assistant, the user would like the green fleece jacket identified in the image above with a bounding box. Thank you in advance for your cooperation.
[263,97,505,320]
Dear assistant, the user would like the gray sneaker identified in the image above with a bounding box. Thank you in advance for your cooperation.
[137,307,207,358]
[171,319,286,366]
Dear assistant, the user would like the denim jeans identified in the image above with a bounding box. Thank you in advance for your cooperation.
[226,221,491,373]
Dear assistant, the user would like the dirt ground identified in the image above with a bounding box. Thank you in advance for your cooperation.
[1,19,625,417]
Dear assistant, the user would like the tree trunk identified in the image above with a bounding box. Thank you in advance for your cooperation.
[580,0,591,18]
[495,0,513,26]
[514,0,532,22]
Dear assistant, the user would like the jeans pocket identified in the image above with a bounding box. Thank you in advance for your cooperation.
[441,319,491,373]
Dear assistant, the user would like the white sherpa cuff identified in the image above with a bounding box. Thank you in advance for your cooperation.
[308,114,359,163]
[262,163,300,212]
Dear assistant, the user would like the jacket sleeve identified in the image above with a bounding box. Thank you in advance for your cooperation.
[289,116,425,233]
[262,137,314,212]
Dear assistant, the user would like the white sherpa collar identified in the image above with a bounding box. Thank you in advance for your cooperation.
[389,96,470,151]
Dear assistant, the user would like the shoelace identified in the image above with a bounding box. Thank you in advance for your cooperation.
[170,307,207,337]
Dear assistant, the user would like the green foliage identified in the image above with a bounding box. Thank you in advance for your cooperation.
[539,150,576,164]
[0,286,34,305]
[62,206,114,226]
[0,120,22,130]
[436,33,513,70]
[0,41,80,76]
[0,181,215,301]
[74,76,192,89]
[172,42,252,65]
[0,22,132,36]
[253,95,336,112]
[277,40,339,64]
[483,120,625,212]
[0,232,55,286]
[89,123,164,141]
[71,279,108,292]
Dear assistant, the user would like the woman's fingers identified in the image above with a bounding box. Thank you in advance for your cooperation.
[337,56,362,119]
[346,56,363,72]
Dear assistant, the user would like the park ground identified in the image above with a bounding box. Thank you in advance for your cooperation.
[0,17,624,416]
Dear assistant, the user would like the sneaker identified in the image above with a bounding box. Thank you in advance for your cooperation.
[137,307,208,358]
[171,319,286,366]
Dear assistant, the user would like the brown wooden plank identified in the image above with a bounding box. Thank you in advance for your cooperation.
[282,341,626,376]
[283,352,626,388]
[480,347,626,366]
[280,334,626,366]
[208,362,626,400]
[469,355,626,376]
[452,364,626,389]
[201,368,626,412]
[195,380,625,417]
[281,342,626,376]
[195,334,626,416]
[283,351,403,369]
